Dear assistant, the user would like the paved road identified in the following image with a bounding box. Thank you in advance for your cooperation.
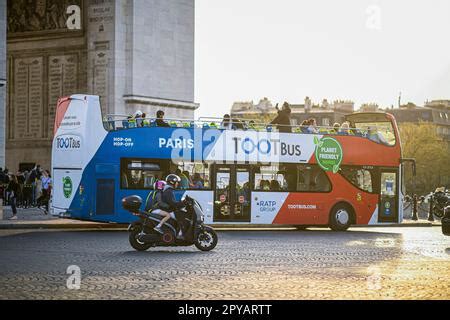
[0,227,449,300]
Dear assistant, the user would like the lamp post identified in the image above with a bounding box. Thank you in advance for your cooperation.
[412,194,418,221]
[428,195,435,222]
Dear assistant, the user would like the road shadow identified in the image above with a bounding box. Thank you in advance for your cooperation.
[121,249,208,256]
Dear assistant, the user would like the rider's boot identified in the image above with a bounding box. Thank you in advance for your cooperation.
[153,225,164,234]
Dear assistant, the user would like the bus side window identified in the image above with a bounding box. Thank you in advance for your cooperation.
[173,161,210,190]
[296,164,331,192]
[340,166,374,193]
[311,169,330,192]
[297,170,308,191]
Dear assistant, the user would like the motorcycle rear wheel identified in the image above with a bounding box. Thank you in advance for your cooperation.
[129,229,153,251]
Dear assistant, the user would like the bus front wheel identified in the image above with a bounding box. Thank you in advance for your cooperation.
[329,204,353,231]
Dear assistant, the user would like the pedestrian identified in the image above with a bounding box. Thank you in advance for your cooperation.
[28,164,41,206]
[16,171,25,208]
[37,170,52,214]
[0,167,9,204]
[6,174,20,220]
[270,102,292,133]
[22,170,32,209]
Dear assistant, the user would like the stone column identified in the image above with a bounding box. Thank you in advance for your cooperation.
[87,0,116,116]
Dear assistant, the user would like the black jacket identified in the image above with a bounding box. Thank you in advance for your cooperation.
[161,185,185,212]
[270,109,292,133]
[7,181,20,197]
[156,119,170,127]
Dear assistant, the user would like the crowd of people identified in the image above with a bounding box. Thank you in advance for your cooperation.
[0,165,52,219]
[124,109,171,128]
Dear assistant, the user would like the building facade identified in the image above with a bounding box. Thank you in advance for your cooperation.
[2,0,198,172]
[389,101,450,141]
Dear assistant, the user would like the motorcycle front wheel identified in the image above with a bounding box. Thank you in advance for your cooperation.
[129,228,153,251]
[194,227,218,251]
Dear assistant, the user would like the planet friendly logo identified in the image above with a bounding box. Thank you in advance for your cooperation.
[63,176,73,198]
[314,136,343,173]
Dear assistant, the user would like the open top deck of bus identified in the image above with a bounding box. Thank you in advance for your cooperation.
[101,111,399,147]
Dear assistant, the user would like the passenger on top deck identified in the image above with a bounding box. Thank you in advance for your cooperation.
[221,114,234,129]
[156,110,170,127]
[338,122,352,135]
[270,102,292,133]
[300,120,310,133]
[332,123,341,134]
[306,118,319,134]
[221,114,244,130]
[367,126,389,145]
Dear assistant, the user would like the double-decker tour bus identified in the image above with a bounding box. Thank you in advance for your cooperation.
[51,94,408,230]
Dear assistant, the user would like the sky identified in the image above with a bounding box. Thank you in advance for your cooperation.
[194,0,450,118]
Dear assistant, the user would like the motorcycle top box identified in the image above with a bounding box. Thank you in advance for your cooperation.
[122,195,142,213]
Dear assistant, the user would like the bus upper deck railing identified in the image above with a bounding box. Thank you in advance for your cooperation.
[102,114,396,144]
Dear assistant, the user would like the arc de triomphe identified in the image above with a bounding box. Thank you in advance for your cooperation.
[0,0,198,172]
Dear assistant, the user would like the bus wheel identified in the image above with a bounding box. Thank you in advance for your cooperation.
[329,205,352,231]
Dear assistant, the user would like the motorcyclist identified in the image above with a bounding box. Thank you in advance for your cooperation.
[150,180,171,234]
[162,174,187,239]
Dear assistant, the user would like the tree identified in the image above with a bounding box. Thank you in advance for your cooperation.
[399,122,450,195]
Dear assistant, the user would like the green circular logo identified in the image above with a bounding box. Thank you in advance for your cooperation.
[384,201,391,209]
[62,176,73,198]
[314,136,343,173]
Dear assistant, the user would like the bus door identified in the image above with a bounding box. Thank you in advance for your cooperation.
[378,169,399,222]
[213,165,251,222]
[93,164,118,216]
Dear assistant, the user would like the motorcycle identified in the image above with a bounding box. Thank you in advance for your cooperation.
[122,194,218,251]
[442,205,450,236]
[432,189,450,218]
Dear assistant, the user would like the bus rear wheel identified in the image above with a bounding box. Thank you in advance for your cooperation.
[329,205,353,231]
